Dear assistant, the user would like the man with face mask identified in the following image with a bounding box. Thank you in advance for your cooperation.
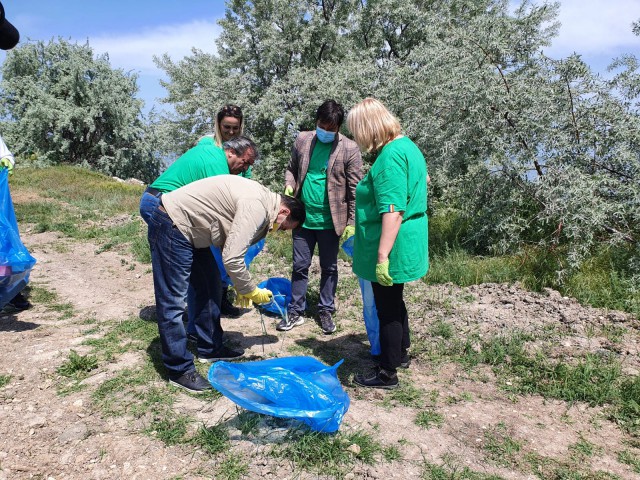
[283,100,363,334]
[148,175,306,393]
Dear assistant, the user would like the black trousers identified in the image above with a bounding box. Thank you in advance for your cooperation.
[371,282,410,374]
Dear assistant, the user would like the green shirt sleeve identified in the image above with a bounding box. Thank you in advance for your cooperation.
[371,151,407,215]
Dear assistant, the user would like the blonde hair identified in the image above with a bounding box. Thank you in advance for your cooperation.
[347,98,401,152]
[214,104,244,147]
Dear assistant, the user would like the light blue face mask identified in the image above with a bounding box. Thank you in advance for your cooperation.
[316,126,336,144]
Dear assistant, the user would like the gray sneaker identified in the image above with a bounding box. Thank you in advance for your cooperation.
[277,311,305,331]
[318,311,336,334]
[169,370,211,393]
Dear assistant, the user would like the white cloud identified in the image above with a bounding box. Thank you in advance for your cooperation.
[87,20,221,74]
[546,0,639,57]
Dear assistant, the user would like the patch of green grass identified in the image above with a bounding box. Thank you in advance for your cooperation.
[272,428,380,477]
[383,381,424,408]
[429,319,454,339]
[92,365,170,417]
[236,410,262,436]
[146,414,189,445]
[57,350,98,377]
[413,326,639,436]
[599,325,627,344]
[570,437,600,459]
[82,317,158,361]
[425,248,520,287]
[216,453,249,480]
[383,445,402,462]
[525,452,623,480]
[415,409,444,429]
[425,244,640,317]
[484,423,521,467]
[0,375,11,388]
[422,457,506,479]
[28,285,75,319]
[617,450,640,474]
[11,166,147,258]
[263,231,292,264]
[193,423,230,455]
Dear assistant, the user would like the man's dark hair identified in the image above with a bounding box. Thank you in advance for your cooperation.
[281,195,306,226]
[223,135,259,161]
[315,99,344,129]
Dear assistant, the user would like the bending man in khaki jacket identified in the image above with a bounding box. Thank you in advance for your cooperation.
[148,175,306,393]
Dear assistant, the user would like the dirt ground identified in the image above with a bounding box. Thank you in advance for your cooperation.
[1,229,639,479]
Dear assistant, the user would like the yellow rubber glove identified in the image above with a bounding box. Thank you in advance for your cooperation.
[375,259,393,286]
[235,295,253,308]
[341,225,355,243]
[237,287,273,306]
[0,158,13,175]
[284,185,294,197]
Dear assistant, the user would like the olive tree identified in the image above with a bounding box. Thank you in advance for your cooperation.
[0,38,160,182]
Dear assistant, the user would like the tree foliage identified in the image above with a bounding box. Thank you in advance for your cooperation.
[156,0,640,283]
[0,38,160,182]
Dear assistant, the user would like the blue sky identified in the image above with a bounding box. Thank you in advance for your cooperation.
[0,0,638,114]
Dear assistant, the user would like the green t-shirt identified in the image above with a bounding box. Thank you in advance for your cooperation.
[240,166,252,179]
[150,137,230,193]
[300,140,333,229]
[352,136,429,283]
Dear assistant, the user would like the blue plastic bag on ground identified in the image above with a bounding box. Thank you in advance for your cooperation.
[257,277,291,315]
[341,236,380,355]
[211,239,265,286]
[0,169,36,308]
[208,356,350,432]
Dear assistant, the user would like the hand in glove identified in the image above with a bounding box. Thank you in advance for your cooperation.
[375,259,393,286]
[237,287,273,306]
[0,158,13,175]
[340,225,355,243]
[284,185,294,197]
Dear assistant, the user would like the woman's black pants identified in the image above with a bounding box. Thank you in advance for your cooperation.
[371,282,410,374]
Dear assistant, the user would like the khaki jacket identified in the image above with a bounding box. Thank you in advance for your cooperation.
[285,131,363,236]
[162,175,280,294]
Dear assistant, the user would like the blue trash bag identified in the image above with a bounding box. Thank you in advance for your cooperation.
[359,278,381,355]
[341,236,380,355]
[0,169,37,309]
[208,356,350,432]
[257,277,291,315]
[211,239,265,286]
[341,235,354,257]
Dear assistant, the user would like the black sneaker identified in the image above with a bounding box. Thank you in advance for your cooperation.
[353,367,398,390]
[169,370,211,393]
[220,287,241,317]
[8,293,31,311]
[198,345,245,363]
[276,312,305,331]
[318,310,336,334]
[187,332,198,343]
[372,353,411,369]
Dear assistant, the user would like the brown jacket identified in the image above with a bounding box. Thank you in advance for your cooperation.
[285,131,363,236]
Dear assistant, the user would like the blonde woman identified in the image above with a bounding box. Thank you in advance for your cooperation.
[347,98,429,389]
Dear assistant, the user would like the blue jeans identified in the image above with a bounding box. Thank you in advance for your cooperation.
[146,203,223,378]
[288,227,339,315]
[139,190,161,223]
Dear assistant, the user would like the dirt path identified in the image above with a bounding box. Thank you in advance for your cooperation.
[1,231,639,479]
